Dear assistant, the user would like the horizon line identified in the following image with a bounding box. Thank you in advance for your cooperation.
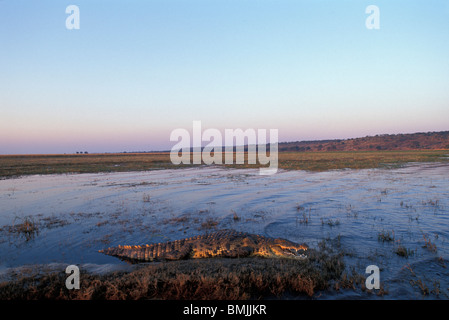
[1,129,448,156]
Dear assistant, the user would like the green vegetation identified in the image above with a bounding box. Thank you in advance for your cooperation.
[0,150,448,179]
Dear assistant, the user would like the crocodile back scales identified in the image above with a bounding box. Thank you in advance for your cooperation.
[99,229,307,262]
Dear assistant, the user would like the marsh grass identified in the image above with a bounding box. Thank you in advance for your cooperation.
[0,257,336,299]
[0,216,39,241]
[321,218,340,227]
[297,212,310,225]
[296,206,312,225]
[422,234,437,253]
[344,204,358,218]
[0,235,353,300]
[1,150,448,179]
[0,153,180,179]
[231,210,241,222]
[403,264,442,296]
[142,194,151,203]
[394,241,415,258]
[334,268,370,293]
[273,150,449,172]
[422,199,440,207]
[199,217,219,230]
[378,230,395,243]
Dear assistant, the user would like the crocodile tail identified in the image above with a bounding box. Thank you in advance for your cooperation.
[100,243,169,262]
[99,245,124,257]
[99,245,138,260]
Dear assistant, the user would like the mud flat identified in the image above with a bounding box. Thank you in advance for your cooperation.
[0,164,448,299]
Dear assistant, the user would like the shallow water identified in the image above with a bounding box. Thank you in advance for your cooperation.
[1,164,448,299]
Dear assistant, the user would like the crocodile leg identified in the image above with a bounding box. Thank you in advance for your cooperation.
[221,246,254,258]
[164,244,192,261]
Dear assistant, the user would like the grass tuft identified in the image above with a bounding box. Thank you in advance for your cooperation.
[378,230,395,243]
[0,216,39,241]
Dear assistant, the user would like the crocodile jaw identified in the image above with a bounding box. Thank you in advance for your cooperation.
[269,244,308,259]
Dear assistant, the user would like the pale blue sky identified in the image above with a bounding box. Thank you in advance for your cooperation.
[1,0,449,154]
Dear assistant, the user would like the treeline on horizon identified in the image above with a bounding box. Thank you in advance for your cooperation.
[279,130,449,152]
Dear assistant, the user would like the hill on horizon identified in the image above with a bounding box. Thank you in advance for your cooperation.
[123,130,449,154]
[278,131,449,152]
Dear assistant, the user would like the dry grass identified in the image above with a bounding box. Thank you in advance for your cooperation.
[0,215,71,244]
[422,234,438,253]
[0,153,179,179]
[274,150,449,172]
[296,207,311,225]
[0,238,349,300]
[231,210,241,222]
[1,150,448,179]
[402,264,437,296]
[394,241,415,258]
[199,217,219,230]
[321,218,340,227]
[0,216,39,241]
[378,230,395,243]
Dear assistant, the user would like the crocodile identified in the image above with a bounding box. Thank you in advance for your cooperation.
[99,229,308,263]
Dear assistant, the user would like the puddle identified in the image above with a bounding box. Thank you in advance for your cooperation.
[1,164,448,299]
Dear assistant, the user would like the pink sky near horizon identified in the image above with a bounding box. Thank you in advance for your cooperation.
[1,1,449,155]
[2,116,448,154]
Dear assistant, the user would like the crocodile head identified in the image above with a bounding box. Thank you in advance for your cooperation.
[268,238,308,258]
